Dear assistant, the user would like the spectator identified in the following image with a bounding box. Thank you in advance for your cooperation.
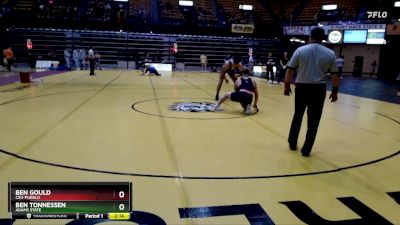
[48,49,56,60]
[370,60,377,76]
[266,52,275,84]
[279,51,289,84]
[200,54,207,72]
[3,46,14,71]
[95,51,102,70]
[336,55,344,79]
[64,48,71,70]
[73,48,80,70]
[79,48,87,70]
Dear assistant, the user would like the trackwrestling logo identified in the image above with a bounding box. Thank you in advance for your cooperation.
[169,102,222,112]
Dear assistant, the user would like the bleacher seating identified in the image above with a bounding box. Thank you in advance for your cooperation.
[252,1,273,24]
[128,0,151,20]
[195,0,218,27]
[14,0,35,12]
[270,0,298,23]
[159,0,184,22]
[213,0,276,30]
[3,28,283,70]
[176,36,282,68]
[296,0,360,24]
[0,0,12,17]
[0,0,371,38]
[215,0,253,24]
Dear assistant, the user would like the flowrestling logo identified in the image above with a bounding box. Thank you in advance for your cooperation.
[367,11,388,19]
[169,102,221,112]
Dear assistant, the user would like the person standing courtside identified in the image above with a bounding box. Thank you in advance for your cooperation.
[278,51,289,84]
[88,46,95,76]
[336,55,344,79]
[266,52,275,84]
[200,54,207,72]
[73,48,80,70]
[4,46,14,71]
[79,48,87,70]
[284,26,340,157]
[64,48,71,70]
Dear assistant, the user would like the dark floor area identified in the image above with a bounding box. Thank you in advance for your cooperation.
[327,75,400,104]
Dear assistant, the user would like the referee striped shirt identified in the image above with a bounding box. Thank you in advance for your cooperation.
[288,43,338,84]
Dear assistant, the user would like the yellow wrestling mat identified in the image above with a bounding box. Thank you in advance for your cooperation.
[0,70,399,225]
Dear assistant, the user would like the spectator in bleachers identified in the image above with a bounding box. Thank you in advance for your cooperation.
[103,3,112,21]
[224,54,231,64]
[38,3,48,19]
[165,2,172,11]
[48,49,56,60]
[67,6,78,20]
[0,5,9,18]
[144,52,152,63]
[154,51,162,63]
[248,53,255,73]
[117,5,126,23]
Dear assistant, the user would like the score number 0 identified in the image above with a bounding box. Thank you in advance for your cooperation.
[118,191,126,211]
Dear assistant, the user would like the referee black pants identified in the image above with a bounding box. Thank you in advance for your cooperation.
[266,66,274,81]
[89,59,95,75]
[288,83,326,153]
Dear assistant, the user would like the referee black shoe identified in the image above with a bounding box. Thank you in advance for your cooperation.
[289,142,297,151]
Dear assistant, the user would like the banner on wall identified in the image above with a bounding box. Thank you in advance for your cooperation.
[386,24,400,35]
[35,60,59,69]
[283,24,387,35]
[231,24,254,34]
[283,26,308,35]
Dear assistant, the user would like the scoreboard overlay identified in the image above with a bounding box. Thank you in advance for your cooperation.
[8,182,131,219]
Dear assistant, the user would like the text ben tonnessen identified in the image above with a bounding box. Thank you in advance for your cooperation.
[15,202,67,212]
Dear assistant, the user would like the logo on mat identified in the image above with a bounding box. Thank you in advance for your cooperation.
[169,102,221,112]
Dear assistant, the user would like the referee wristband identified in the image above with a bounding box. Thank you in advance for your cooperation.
[332,87,339,95]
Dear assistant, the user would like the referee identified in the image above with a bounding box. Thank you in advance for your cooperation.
[88,46,95,76]
[284,26,340,157]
